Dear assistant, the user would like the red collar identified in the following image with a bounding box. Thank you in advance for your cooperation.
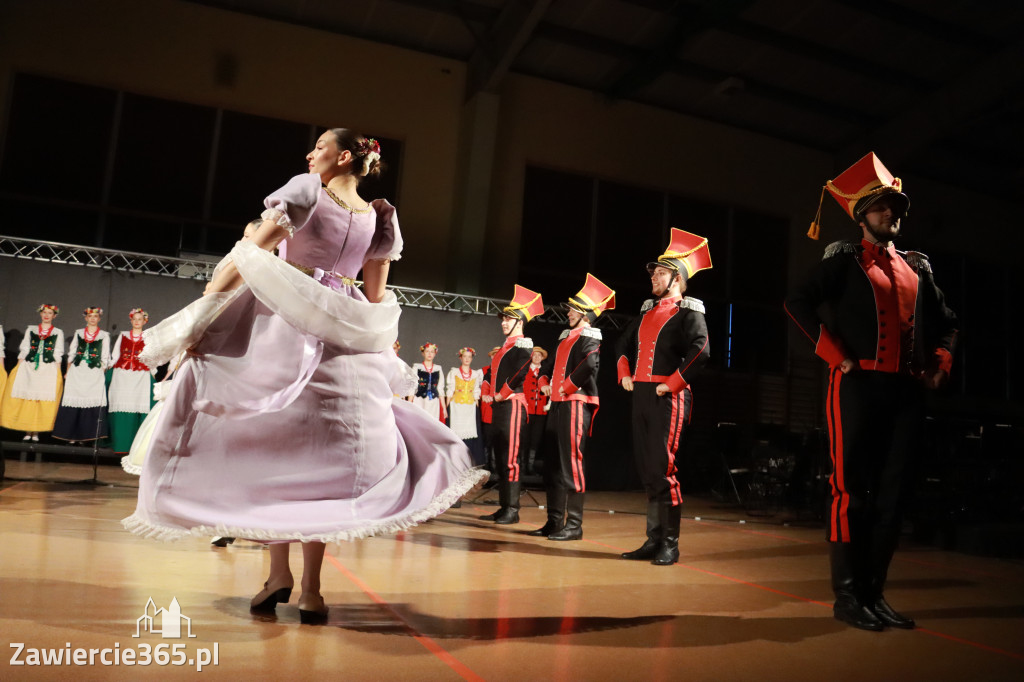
[656,295,682,307]
[861,238,895,259]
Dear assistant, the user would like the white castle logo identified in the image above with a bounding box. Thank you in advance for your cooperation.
[134,597,197,639]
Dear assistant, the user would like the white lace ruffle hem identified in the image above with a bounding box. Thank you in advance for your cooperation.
[120,467,488,543]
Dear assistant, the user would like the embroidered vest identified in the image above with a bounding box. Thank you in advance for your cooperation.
[114,334,150,371]
[25,332,58,368]
[73,335,104,369]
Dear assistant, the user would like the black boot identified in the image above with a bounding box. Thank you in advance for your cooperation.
[528,486,565,536]
[651,503,681,565]
[494,482,521,524]
[549,491,584,541]
[478,479,509,520]
[622,501,662,560]
[830,543,884,631]
[867,538,915,628]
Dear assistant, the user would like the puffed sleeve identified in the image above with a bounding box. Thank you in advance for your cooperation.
[19,327,31,360]
[366,199,404,262]
[54,328,65,361]
[261,174,322,236]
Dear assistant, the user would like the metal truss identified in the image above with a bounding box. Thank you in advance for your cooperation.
[0,235,626,328]
[0,235,218,280]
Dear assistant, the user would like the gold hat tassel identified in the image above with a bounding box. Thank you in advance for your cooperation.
[807,185,826,240]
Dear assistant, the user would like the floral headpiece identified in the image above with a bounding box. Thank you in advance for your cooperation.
[357,138,381,155]
[129,308,149,321]
[420,342,438,353]
[37,304,59,316]
[458,347,476,357]
[356,137,381,177]
[83,307,103,316]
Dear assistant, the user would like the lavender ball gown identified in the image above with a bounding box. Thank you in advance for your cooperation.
[123,174,485,542]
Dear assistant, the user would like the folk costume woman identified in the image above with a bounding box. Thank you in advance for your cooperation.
[412,342,446,422]
[123,128,483,625]
[0,322,6,400]
[0,304,65,440]
[108,309,156,453]
[446,347,485,465]
[53,307,112,443]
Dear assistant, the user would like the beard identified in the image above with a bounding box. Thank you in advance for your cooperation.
[865,218,900,243]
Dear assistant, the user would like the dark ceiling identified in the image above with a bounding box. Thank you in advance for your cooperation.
[187,0,1024,200]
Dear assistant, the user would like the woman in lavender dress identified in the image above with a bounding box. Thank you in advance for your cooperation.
[123,129,485,624]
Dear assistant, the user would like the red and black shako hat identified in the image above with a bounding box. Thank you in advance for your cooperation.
[808,151,909,240]
[646,228,712,282]
[502,284,544,322]
[564,273,616,322]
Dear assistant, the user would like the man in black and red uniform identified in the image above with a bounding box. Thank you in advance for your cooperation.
[617,229,711,566]
[479,346,501,475]
[522,346,549,475]
[478,285,544,525]
[531,274,615,541]
[786,152,958,631]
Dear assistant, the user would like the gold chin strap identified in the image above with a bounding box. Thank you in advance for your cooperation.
[809,178,903,240]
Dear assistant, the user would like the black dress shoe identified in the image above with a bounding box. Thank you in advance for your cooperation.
[870,597,915,629]
[547,526,582,541]
[621,539,659,560]
[833,595,885,631]
[493,508,520,524]
[211,537,235,547]
[478,509,502,521]
[527,520,561,537]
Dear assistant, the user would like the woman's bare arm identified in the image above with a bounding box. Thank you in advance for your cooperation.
[204,219,290,295]
[361,258,391,303]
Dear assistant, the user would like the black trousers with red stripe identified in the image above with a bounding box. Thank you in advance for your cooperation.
[826,368,924,547]
[631,382,691,505]
[491,399,529,483]
[549,401,595,493]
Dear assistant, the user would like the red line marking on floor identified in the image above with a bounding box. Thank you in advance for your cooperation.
[0,481,29,495]
[325,554,485,682]
[469,504,1023,659]
[915,627,1024,661]
[581,535,1024,661]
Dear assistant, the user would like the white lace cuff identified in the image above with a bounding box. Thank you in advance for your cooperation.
[260,208,295,237]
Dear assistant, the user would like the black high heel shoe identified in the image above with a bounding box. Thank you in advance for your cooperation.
[298,594,329,625]
[250,582,293,611]
[210,537,235,547]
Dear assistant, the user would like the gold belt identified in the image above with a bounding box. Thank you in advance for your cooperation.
[286,260,357,286]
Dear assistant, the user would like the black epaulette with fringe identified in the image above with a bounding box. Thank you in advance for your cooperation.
[823,240,859,260]
[902,250,933,274]
[679,297,706,314]
[559,327,603,341]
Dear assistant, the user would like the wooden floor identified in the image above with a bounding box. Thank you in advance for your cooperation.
[1,460,1023,681]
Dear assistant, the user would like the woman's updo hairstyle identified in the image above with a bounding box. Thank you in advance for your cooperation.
[330,128,384,181]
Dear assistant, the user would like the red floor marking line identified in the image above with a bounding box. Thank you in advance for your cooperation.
[678,562,833,607]
[915,627,1024,662]
[0,481,29,495]
[325,555,485,682]
[581,537,1024,661]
